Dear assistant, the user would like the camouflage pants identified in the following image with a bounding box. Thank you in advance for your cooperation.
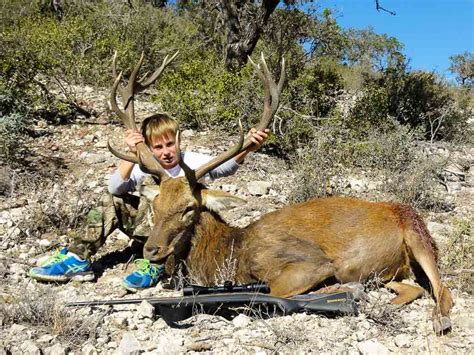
[69,190,155,260]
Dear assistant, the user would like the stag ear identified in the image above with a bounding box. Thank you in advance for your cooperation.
[201,189,246,212]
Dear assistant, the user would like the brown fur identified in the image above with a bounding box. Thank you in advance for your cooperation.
[144,181,453,334]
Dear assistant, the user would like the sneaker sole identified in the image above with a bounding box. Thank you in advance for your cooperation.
[29,271,95,283]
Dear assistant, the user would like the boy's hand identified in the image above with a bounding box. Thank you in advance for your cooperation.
[248,128,270,152]
[125,129,144,154]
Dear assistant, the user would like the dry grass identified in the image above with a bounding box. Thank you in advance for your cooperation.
[440,216,473,293]
[4,172,98,240]
[0,288,105,348]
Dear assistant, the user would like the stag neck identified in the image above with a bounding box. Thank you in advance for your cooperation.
[185,210,249,284]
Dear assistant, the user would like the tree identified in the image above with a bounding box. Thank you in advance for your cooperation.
[449,52,474,87]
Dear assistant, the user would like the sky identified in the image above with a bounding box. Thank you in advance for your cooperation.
[314,0,474,81]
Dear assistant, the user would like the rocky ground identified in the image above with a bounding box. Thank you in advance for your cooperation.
[0,86,473,354]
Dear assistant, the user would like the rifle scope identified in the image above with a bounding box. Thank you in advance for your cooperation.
[183,281,270,296]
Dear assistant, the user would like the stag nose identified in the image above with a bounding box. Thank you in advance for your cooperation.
[143,245,160,261]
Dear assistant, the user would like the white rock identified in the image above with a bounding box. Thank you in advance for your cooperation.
[118,332,141,355]
[454,315,474,330]
[37,334,54,344]
[247,181,272,196]
[357,339,390,355]
[138,301,155,318]
[394,333,411,348]
[82,343,98,355]
[43,343,66,355]
[10,324,27,334]
[20,340,41,355]
[232,314,252,328]
[38,239,52,247]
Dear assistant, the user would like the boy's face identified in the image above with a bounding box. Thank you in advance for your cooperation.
[149,133,179,170]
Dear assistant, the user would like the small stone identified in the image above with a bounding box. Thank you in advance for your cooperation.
[232,314,252,328]
[118,332,141,355]
[38,239,52,248]
[138,300,155,319]
[20,340,41,355]
[82,343,98,355]
[357,339,390,355]
[44,343,66,355]
[37,334,54,344]
[94,140,108,148]
[355,330,366,342]
[10,324,27,333]
[394,334,411,348]
[247,181,272,196]
[454,315,474,330]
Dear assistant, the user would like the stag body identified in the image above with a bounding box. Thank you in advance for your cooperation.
[109,53,452,334]
[159,184,452,334]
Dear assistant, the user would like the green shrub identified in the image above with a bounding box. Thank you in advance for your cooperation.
[289,121,447,210]
[288,58,343,118]
[347,86,391,136]
[440,217,473,293]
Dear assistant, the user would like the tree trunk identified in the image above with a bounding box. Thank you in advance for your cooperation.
[220,0,280,71]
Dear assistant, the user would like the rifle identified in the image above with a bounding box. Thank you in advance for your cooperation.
[66,283,358,324]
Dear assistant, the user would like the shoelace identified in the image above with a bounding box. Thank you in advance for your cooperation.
[134,259,158,278]
[39,249,68,267]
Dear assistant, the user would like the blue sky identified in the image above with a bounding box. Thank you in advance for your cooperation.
[314,0,474,80]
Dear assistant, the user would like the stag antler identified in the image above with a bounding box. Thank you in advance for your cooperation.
[193,53,285,180]
[109,51,179,181]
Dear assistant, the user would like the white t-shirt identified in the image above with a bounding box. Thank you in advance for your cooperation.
[108,152,240,195]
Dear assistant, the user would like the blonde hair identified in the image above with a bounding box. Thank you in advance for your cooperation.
[141,113,178,146]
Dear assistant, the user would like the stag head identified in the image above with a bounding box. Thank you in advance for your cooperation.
[109,53,285,262]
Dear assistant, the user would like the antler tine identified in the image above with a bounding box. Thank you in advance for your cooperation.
[194,53,285,181]
[107,141,140,164]
[136,51,179,92]
[109,52,179,183]
[111,51,124,96]
[110,72,132,127]
[175,130,197,186]
[194,118,245,180]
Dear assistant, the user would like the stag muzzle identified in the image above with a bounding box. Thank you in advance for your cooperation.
[143,245,174,262]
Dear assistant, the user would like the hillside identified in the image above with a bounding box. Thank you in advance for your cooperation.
[0,86,473,354]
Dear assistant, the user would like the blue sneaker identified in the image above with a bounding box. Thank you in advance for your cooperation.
[122,259,164,292]
[29,248,95,282]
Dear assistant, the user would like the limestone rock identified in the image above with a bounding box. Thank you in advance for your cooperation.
[232,314,252,328]
[43,343,66,355]
[357,339,390,355]
[138,300,155,319]
[247,181,271,196]
[118,332,141,355]
[394,334,411,348]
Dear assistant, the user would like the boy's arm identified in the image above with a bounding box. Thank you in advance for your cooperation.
[108,129,145,195]
[206,128,270,179]
[233,128,270,164]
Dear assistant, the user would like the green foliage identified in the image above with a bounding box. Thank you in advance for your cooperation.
[155,55,258,129]
[289,120,446,210]
[449,51,474,87]
[347,86,391,135]
[289,58,343,117]
[344,28,405,72]
[440,217,474,293]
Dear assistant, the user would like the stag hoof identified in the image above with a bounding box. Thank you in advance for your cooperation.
[433,315,452,335]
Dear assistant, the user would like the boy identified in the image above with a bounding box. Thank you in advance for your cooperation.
[29,113,269,291]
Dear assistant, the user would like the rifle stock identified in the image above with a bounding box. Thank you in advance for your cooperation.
[66,291,357,323]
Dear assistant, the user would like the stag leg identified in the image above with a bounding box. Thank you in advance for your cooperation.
[385,281,424,305]
[405,231,453,334]
[268,261,335,298]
